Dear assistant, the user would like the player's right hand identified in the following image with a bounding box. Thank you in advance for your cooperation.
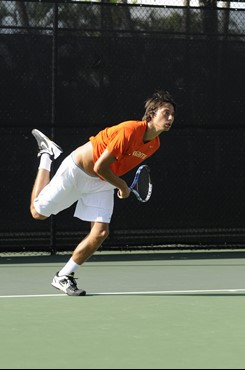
[117,186,131,199]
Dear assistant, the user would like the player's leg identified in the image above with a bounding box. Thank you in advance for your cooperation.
[51,186,114,296]
[51,222,109,296]
[30,129,63,219]
[30,168,50,220]
[72,221,109,264]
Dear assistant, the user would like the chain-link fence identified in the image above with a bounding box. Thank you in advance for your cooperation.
[0,0,245,252]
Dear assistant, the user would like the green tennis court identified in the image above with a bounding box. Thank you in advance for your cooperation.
[1,250,245,369]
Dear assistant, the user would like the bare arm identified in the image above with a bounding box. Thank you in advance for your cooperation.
[93,149,130,199]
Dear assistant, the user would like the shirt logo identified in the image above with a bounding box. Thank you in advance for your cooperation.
[132,151,147,159]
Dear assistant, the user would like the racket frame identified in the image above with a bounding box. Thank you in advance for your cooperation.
[129,164,152,202]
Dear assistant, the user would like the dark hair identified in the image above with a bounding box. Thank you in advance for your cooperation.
[142,90,176,122]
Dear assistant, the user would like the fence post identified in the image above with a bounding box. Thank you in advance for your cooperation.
[50,1,59,254]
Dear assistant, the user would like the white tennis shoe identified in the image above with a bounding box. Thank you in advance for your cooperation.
[51,272,86,296]
[32,129,63,160]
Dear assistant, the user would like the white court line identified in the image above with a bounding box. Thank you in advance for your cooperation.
[1,288,245,298]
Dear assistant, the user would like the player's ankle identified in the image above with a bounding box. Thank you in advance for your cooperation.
[38,153,52,171]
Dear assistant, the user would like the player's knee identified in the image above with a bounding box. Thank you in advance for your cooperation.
[30,205,47,220]
[102,228,109,240]
[96,228,109,242]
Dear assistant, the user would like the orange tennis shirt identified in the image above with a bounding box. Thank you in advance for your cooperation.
[89,120,160,177]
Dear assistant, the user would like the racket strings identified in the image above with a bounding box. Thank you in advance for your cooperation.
[136,167,151,200]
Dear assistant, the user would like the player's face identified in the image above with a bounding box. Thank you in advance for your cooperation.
[153,103,175,131]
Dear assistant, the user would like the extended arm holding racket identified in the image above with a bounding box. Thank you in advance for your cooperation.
[93,149,131,199]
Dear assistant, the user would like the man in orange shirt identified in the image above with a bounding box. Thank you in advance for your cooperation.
[30,90,176,296]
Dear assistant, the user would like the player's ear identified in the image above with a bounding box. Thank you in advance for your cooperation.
[149,109,156,119]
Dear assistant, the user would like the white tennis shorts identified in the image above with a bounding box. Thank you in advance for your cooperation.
[34,153,116,223]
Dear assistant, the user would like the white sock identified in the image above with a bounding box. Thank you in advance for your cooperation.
[58,257,80,276]
[38,154,52,171]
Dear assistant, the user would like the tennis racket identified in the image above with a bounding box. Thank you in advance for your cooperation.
[129,165,152,202]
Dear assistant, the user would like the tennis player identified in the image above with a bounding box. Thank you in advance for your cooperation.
[30,90,176,296]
